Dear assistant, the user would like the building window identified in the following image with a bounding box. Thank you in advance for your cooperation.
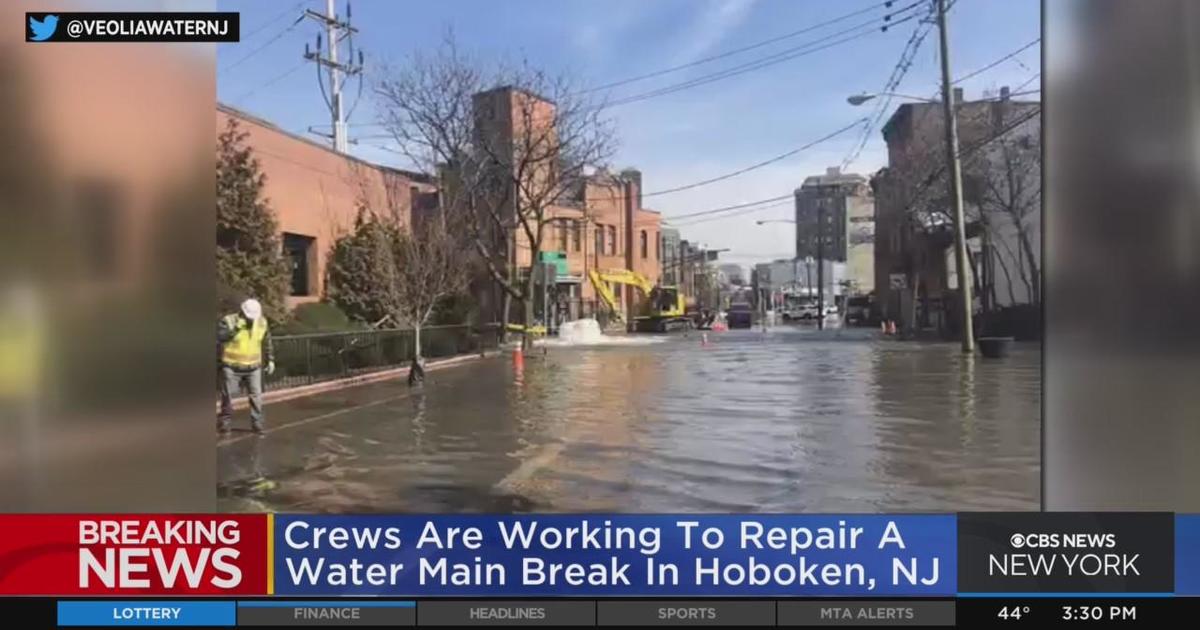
[608,225,617,255]
[282,233,316,297]
[640,231,648,259]
[655,232,661,259]
[572,223,581,252]
[557,221,568,252]
[595,226,604,256]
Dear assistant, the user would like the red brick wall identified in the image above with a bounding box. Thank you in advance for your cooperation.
[217,106,434,308]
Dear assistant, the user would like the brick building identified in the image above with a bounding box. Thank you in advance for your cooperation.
[216,104,436,309]
[219,86,661,325]
[471,86,661,325]
[873,88,1039,333]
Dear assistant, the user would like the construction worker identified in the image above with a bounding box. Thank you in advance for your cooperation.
[0,283,45,508]
[217,298,274,435]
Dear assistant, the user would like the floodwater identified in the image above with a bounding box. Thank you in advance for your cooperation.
[217,324,1040,513]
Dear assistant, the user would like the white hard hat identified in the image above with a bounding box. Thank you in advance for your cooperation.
[240,298,263,320]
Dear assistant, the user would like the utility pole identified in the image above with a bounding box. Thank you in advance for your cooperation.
[817,192,825,331]
[305,0,363,153]
[936,0,975,353]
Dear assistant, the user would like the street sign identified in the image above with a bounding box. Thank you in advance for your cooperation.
[889,273,907,290]
[538,251,568,277]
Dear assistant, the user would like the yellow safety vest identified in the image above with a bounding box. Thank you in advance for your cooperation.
[221,314,267,369]
[0,316,41,399]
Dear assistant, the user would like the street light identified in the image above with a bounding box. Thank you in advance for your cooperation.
[753,219,800,310]
[846,92,939,106]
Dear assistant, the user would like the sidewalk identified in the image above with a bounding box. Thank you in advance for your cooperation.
[222,350,491,411]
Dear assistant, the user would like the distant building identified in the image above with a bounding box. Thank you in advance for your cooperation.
[678,240,721,311]
[660,228,681,286]
[794,167,874,295]
[717,263,746,287]
[753,258,847,309]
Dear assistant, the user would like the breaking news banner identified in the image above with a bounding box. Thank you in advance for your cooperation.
[25,12,239,43]
[0,514,953,597]
[273,515,956,597]
[0,515,269,595]
[0,513,1197,627]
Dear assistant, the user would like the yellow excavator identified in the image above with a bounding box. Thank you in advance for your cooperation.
[588,268,691,332]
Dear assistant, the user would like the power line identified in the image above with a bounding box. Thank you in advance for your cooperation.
[240,1,309,42]
[841,12,936,169]
[952,38,1039,85]
[842,32,1042,170]
[1012,72,1040,92]
[662,105,1036,230]
[364,116,865,203]
[901,106,1041,212]
[581,0,913,94]
[326,4,919,128]
[606,7,925,108]
[668,200,794,227]
[233,61,306,104]
[663,194,794,222]
[223,12,305,72]
[641,119,867,198]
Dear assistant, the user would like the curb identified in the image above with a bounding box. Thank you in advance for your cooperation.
[221,351,490,411]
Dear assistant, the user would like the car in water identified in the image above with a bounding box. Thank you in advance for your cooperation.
[726,302,754,328]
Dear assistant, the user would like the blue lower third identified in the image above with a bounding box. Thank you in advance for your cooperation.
[57,601,236,627]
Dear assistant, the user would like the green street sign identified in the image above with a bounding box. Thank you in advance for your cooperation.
[538,251,568,277]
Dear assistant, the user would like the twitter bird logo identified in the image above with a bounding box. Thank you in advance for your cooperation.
[29,14,59,42]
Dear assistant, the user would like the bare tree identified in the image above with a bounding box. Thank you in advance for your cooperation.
[965,115,1041,306]
[876,102,1041,333]
[329,167,471,381]
[374,33,615,349]
[391,210,471,365]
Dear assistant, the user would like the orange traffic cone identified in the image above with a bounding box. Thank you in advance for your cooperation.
[512,346,525,383]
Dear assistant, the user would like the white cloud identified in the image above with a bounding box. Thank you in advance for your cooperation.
[569,1,667,63]
[669,0,758,66]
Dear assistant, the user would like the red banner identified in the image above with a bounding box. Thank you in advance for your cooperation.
[0,515,268,595]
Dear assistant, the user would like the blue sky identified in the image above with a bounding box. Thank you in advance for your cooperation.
[217,0,1039,267]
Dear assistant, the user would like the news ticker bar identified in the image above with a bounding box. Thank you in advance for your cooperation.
[25,12,239,43]
[28,597,1200,627]
[0,514,1197,598]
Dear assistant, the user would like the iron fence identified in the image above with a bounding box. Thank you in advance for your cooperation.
[266,324,501,391]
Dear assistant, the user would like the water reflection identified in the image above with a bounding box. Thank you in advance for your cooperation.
[218,328,1040,513]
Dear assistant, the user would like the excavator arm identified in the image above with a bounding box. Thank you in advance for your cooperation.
[588,268,653,320]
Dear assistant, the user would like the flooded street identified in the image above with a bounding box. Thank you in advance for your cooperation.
[218,326,1040,513]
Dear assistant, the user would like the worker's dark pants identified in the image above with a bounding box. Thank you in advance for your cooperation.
[218,365,264,431]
